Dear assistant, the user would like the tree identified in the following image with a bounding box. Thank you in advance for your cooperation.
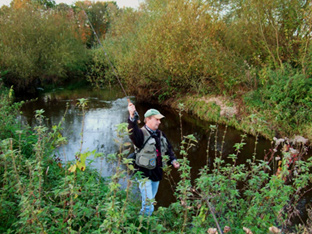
[0,5,88,91]
[74,1,118,47]
[214,0,312,72]
[95,0,243,97]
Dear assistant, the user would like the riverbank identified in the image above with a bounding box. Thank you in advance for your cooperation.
[170,94,274,139]
[137,93,311,144]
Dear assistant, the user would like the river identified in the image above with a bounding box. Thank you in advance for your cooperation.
[20,86,273,208]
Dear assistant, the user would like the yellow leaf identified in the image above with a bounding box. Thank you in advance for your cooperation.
[76,161,86,171]
[123,142,132,147]
[68,164,76,173]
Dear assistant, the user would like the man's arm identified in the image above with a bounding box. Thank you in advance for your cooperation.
[163,132,180,169]
[128,103,144,148]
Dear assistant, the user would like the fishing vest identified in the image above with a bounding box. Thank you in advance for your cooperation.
[135,127,169,170]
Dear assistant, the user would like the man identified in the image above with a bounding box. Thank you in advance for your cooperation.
[128,103,180,216]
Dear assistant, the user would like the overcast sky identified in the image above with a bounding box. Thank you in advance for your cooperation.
[0,0,141,9]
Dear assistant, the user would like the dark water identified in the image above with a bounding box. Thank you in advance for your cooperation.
[20,86,272,207]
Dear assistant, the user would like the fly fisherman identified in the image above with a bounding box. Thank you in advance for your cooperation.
[128,103,180,216]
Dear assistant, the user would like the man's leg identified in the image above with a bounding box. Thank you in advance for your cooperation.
[151,180,160,200]
[139,179,159,215]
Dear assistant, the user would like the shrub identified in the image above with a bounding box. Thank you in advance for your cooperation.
[244,66,312,137]
[0,5,88,91]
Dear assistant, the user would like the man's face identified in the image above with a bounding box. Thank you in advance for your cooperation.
[146,116,161,130]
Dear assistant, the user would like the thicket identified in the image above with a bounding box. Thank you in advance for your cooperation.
[0,3,89,91]
[86,0,312,139]
[244,66,312,138]
[91,0,243,99]
[90,0,310,92]
[0,0,118,92]
[1,89,312,232]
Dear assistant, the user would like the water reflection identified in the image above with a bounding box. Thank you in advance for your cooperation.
[21,87,129,177]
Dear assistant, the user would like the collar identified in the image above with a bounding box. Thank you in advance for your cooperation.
[145,125,157,135]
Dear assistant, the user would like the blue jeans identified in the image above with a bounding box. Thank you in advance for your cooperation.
[139,179,160,216]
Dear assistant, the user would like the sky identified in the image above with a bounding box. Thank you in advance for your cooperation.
[0,0,141,9]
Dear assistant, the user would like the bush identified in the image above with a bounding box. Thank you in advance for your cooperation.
[0,5,88,91]
[93,0,245,100]
[244,66,312,136]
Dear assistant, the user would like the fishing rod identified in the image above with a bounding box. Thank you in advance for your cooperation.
[80,4,140,121]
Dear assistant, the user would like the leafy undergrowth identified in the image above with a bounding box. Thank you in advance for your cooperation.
[0,88,311,233]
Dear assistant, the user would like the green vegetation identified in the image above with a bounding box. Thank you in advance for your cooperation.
[244,66,312,138]
[87,0,312,140]
[1,92,311,233]
[184,99,221,123]
[0,88,136,233]
[0,0,117,92]
[0,4,87,91]
[1,0,311,139]
[1,0,312,232]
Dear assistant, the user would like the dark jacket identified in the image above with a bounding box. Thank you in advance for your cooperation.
[128,117,176,181]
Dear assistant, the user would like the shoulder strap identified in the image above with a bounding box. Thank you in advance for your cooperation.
[141,127,150,137]
[137,127,152,153]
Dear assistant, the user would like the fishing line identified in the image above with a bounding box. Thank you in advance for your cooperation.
[81,6,127,97]
[80,4,140,120]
